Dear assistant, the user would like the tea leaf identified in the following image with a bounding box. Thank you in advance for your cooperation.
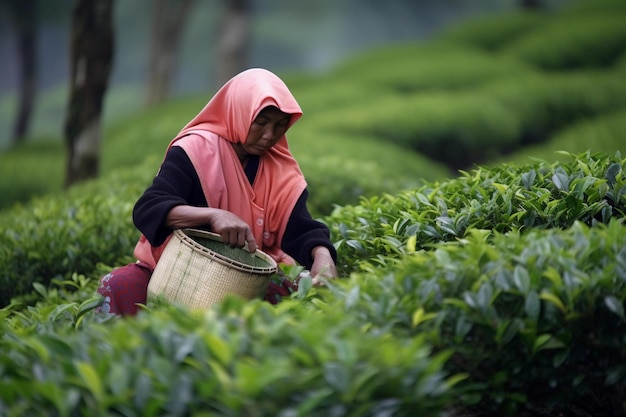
[604,295,625,320]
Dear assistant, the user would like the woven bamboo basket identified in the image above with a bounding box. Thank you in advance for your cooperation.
[147,228,277,309]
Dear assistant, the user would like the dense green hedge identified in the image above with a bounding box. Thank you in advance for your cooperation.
[439,11,544,51]
[329,151,625,274]
[499,108,626,166]
[0,171,143,306]
[504,14,626,70]
[1,286,456,416]
[312,68,626,169]
[1,152,625,416]
[330,42,533,93]
[326,220,626,415]
[1,0,626,414]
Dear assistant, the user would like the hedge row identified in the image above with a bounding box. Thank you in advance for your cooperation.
[325,220,626,415]
[0,170,143,306]
[1,153,625,416]
[328,151,625,274]
[0,289,456,417]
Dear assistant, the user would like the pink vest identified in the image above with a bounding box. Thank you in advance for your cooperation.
[133,132,306,269]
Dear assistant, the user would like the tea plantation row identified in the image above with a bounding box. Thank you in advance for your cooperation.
[1,151,625,416]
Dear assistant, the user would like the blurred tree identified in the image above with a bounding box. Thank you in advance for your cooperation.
[4,0,38,144]
[64,0,113,187]
[215,0,249,87]
[145,0,194,106]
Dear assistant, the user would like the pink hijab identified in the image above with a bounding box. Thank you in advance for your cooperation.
[134,68,307,267]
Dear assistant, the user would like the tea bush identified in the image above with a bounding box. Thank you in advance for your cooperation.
[1,151,624,416]
[0,293,458,416]
[325,220,626,415]
[504,14,626,70]
[498,108,626,167]
[0,169,146,306]
[482,70,626,145]
[328,151,625,274]
[313,68,626,169]
[0,140,65,211]
[439,11,544,51]
[330,42,534,93]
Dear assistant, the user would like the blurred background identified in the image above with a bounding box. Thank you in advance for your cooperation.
[1,0,624,214]
[0,0,567,146]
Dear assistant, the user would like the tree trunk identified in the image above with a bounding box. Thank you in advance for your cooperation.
[64,0,114,188]
[215,0,250,87]
[145,0,194,106]
[8,0,38,145]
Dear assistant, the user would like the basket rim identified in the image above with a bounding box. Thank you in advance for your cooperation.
[175,228,277,274]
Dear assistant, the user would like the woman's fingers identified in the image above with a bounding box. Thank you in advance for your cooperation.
[245,228,257,253]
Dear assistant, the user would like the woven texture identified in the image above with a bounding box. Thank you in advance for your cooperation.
[148,229,276,309]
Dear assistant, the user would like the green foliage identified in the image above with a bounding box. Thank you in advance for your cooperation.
[483,69,626,145]
[101,96,207,172]
[439,11,545,51]
[316,89,522,168]
[2,1,626,414]
[0,169,146,306]
[326,220,626,414]
[0,140,65,211]
[499,108,626,166]
[331,42,534,93]
[504,14,626,70]
[0,295,455,416]
[328,151,626,274]
[290,131,451,216]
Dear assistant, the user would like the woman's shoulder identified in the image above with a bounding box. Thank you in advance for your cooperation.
[172,131,223,158]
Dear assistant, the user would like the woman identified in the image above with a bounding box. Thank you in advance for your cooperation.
[98,68,338,315]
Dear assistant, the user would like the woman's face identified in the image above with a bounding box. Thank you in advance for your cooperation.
[242,106,291,156]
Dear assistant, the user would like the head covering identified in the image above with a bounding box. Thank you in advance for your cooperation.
[179,67,303,143]
[135,68,307,267]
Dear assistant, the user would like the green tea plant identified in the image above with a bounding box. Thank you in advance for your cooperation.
[328,151,625,275]
[439,11,544,51]
[0,293,459,416]
[504,14,626,70]
[0,173,144,306]
[331,41,533,93]
[323,220,626,415]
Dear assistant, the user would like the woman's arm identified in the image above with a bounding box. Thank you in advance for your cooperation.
[310,245,338,281]
[133,146,256,251]
[281,189,338,279]
[165,205,257,252]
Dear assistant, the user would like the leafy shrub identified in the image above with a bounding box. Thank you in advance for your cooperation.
[482,69,626,145]
[439,11,545,51]
[0,169,147,306]
[0,294,457,416]
[311,66,626,170]
[500,108,626,166]
[564,0,626,14]
[0,140,65,211]
[328,151,625,274]
[504,14,626,71]
[291,131,451,216]
[326,220,626,415]
[330,42,534,93]
[316,89,524,169]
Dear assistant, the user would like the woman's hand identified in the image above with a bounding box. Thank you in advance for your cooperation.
[310,246,338,286]
[208,209,257,252]
[165,205,257,252]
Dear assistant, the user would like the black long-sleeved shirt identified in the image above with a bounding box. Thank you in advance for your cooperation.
[133,145,337,269]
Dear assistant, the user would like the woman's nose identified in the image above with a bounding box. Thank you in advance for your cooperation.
[262,125,275,140]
